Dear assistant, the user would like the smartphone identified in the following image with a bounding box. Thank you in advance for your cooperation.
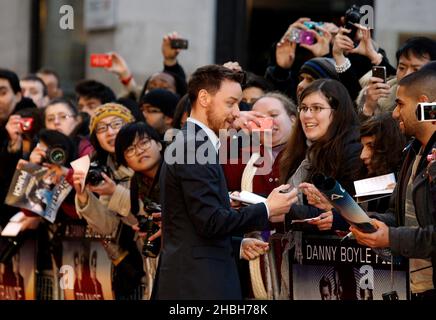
[372,66,386,83]
[416,103,436,122]
[170,39,189,50]
[90,53,112,68]
[247,117,273,131]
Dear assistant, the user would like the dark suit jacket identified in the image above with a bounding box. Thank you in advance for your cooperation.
[154,122,269,300]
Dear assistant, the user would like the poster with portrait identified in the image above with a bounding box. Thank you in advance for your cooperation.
[291,234,408,300]
[0,240,36,300]
[5,160,72,223]
[62,239,113,300]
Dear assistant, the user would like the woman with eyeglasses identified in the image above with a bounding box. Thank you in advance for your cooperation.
[276,79,363,233]
[72,103,147,299]
[114,121,164,299]
[31,98,94,161]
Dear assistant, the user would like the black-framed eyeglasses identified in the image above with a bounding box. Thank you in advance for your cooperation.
[125,138,152,158]
[95,119,125,134]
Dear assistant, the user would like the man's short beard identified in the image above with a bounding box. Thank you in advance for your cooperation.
[206,107,223,134]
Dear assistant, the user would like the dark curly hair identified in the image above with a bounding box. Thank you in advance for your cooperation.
[360,113,406,176]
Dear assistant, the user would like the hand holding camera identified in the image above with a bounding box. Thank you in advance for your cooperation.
[298,25,332,57]
[137,202,162,258]
[5,115,24,151]
[87,171,116,196]
[102,52,132,80]
[162,32,188,66]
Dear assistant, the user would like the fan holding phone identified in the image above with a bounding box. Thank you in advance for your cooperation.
[361,66,391,117]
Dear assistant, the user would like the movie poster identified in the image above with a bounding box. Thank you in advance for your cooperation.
[5,160,72,223]
[62,240,113,300]
[0,240,36,300]
[291,235,408,300]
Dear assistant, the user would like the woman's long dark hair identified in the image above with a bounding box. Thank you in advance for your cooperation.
[360,113,406,176]
[280,79,360,183]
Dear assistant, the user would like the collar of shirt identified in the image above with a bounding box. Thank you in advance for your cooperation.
[187,117,221,152]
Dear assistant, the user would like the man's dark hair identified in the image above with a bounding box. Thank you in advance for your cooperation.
[22,74,48,97]
[75,79,116,104]
[242,72,274,92]
[398,66,436,101]
[0,68,21,94]
[187,64,244,105]
[395,37,436,63]
[37,68,61,87]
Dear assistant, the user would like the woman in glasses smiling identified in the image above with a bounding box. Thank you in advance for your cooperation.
[72,103,148,299]
[277,79,363,232]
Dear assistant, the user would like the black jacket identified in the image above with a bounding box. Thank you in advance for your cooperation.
[153,122,269,299]
[374,132,436,286]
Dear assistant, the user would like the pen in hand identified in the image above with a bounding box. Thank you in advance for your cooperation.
[341,231,354,242]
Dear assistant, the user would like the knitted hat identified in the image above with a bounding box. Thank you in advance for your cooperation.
[299,57,338,80]
[141,88,180,118]
[90,103,135,134]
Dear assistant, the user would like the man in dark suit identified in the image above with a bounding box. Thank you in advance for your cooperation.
[154,64,297,300]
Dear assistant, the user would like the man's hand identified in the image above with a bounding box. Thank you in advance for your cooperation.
[105,52,131,80]
[241,238,269,261]
[231,110,265,132]
[266,184,298,218]
[162,32,183,66]
[362,77,390,116]
[223,61,242,72]
[350,219,390,248]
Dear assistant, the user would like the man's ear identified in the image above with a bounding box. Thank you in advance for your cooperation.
[197,89,210,108]
[164,116,173,127]
[417,95,430,103]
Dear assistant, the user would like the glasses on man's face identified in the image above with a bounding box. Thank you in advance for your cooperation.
[95,119,125,134]
[297,106,333,114]
[46,113,75,123]
[125,138,152,158]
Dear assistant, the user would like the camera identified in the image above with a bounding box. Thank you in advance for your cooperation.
[303,21,324,34]
[46,147,67,166]
[20,117,34,133]
[85,162,112,186]
[344,5,362,41]
[289,28,315,45]
[170,38,189,50]
[137,202,162,258]
[416,103,436,122]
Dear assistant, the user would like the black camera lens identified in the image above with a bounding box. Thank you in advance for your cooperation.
[344,5,362,41]
[47,147,66,165]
